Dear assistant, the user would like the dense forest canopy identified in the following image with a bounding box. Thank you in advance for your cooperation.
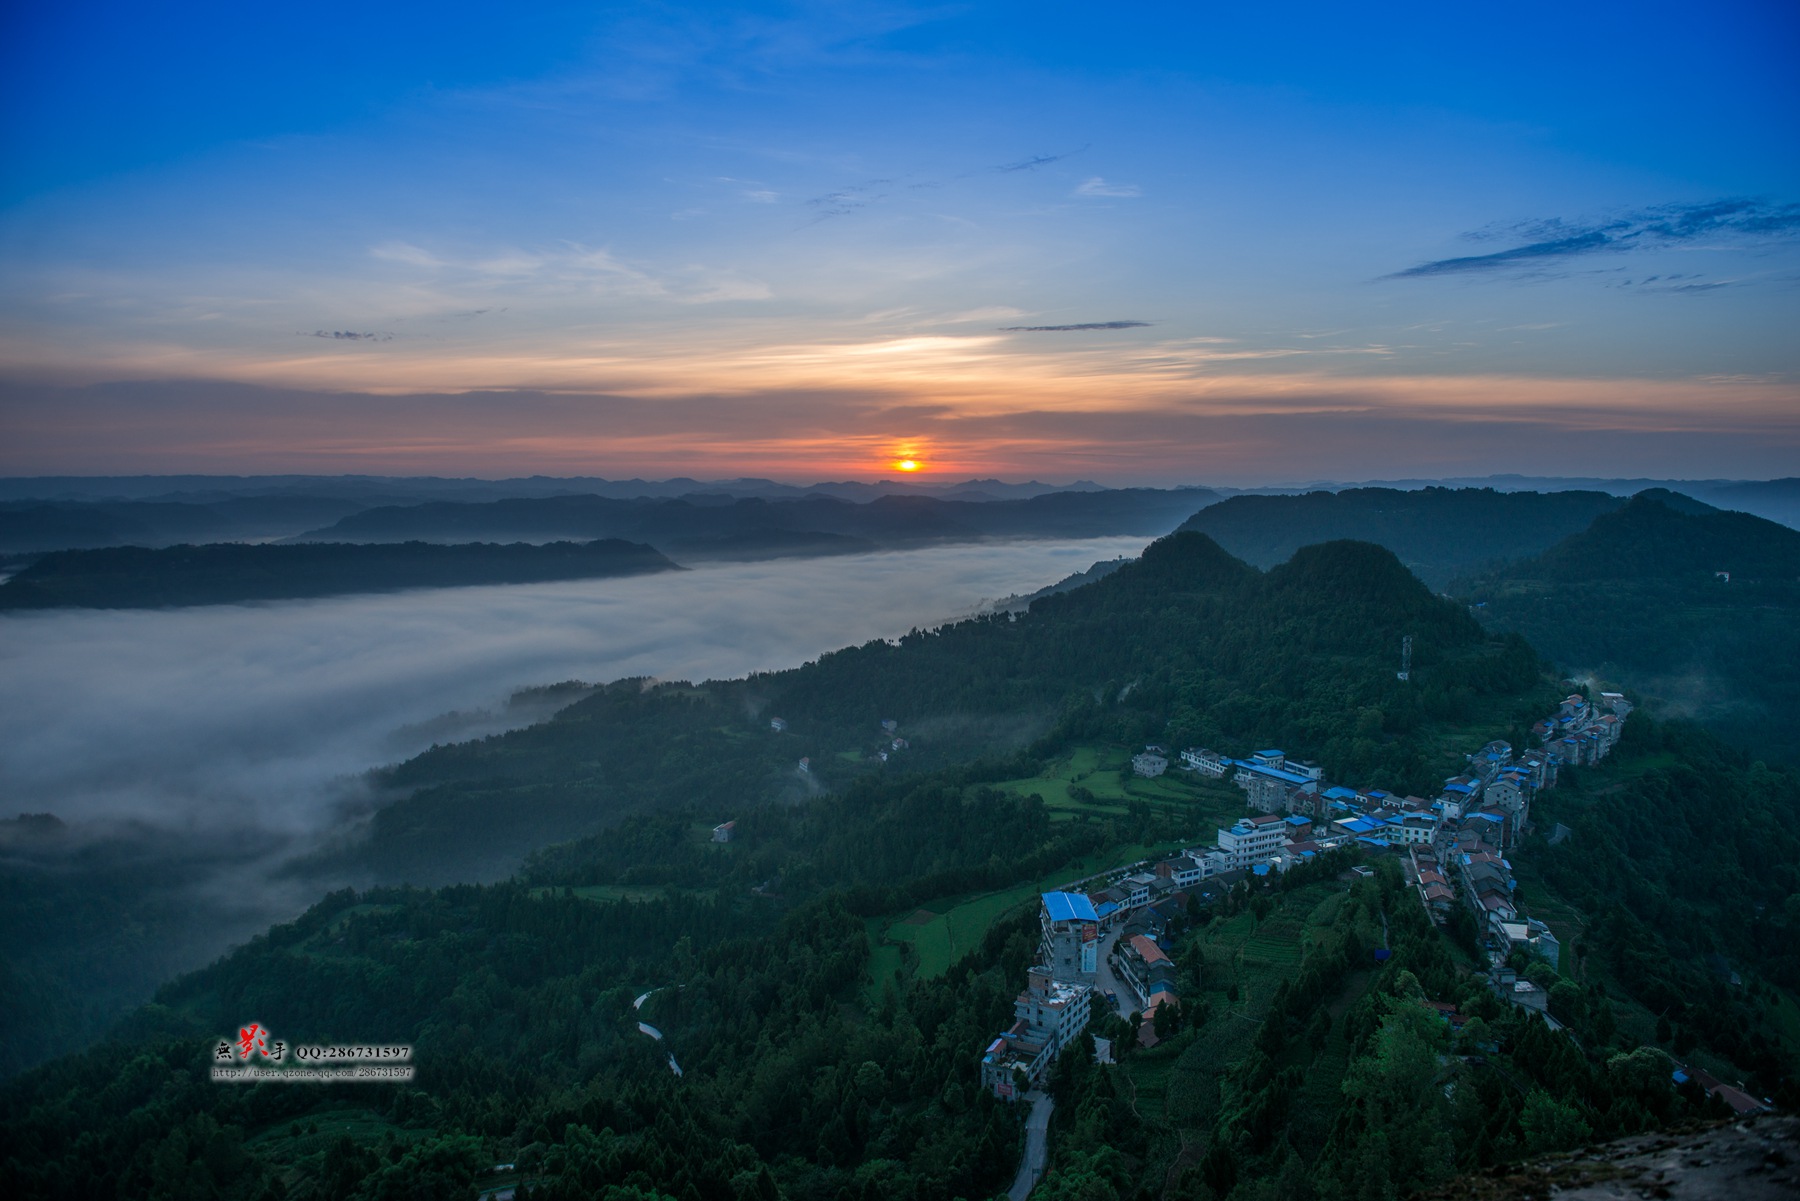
[1459,494,1800,765]
[5,717,1794,1200]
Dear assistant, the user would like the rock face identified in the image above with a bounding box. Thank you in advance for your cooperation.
[1417,1115,1799,1201]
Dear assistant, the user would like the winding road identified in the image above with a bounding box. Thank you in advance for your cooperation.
[632,989,683,1076]
[1007,1091,1055,1201]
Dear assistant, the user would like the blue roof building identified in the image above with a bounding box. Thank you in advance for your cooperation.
[1042,892,1099,923]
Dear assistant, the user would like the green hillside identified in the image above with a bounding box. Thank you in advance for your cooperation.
[339,532,1549,884]
[5,719,1795,1201]
[1460,493,1800,764]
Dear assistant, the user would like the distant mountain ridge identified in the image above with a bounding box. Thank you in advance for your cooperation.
[1176,486,1628,588]
[0,473,1116,505]
[289,488,1217,557]
[0,538,678,610]
[0,479,1207,557]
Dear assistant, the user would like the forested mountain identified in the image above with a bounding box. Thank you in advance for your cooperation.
[0,532,1538,1077]
[0,539,679,609]
[5,719,1795,1199]
[1459,493,1800,764]
[0,495,370,555]
[1176,487,1626,589]
[324,532,1547,885]
[292,488,1218,557]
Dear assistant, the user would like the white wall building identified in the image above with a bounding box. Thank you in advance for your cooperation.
[1217,815,1288,870]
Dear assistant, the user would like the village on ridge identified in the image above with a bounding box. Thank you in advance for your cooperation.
[977,691,1641,1101]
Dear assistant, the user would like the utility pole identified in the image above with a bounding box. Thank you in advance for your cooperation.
[1397,634,1413,682]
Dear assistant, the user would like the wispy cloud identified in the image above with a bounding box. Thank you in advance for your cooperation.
[801,178,900,224]
[304,330,393,342]
[355,240,766,305]
[1388,197,1800,280]
[1074,177,1141,198]
[996,147,1085,172]
[1000,320,1151,332]
[369,241,445,268]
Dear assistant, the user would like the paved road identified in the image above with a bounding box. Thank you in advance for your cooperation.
[1007,1090,1055,1201]
[1094,929,1145,1017]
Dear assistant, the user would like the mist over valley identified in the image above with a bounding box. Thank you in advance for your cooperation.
[0,536,1150,1067]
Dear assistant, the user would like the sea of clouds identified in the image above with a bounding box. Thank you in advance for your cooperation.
[0,537,1150,843]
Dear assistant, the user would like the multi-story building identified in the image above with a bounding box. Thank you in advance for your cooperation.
[1218,815,1287,870]
[1120,873,1156,910]
[978,966,1094,1099]
[1132,751,1168,777]
[1382,812,1440,845]
[1154,854,1204,889]
[1113,934,1178,1008]
[1180,748,1229,777]
[1234,758,1320,813]
[1039,891,1100,983]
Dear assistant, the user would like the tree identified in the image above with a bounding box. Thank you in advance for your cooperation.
[1519,1089,1591,1154]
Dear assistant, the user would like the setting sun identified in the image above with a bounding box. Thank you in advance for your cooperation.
[897,459,919,472]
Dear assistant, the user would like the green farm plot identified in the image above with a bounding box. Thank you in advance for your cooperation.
[864,836,1193,997]
[1189,885,1346,1013]
[1242,915,1310,969]
[886,884,1049,978]
[986,742,1247,827]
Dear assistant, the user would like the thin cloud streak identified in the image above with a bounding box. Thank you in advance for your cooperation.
[999,321,1151,332]
[1388,197,1800,280]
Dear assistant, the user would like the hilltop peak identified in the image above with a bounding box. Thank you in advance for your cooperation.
[1270,538,1434,600]
[1629,488,1719,516]
[1128,530,1258,588]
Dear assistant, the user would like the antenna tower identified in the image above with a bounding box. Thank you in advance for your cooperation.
[1397,634,1413,682]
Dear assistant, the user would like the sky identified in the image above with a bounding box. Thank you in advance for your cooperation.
[2,1,1797,485]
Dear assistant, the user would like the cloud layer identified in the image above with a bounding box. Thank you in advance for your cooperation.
[0,537,1152,838]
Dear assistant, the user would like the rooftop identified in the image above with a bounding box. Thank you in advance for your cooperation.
[1235,760,1314,786]
[1042,891,1100,923]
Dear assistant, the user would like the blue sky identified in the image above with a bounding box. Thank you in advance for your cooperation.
[3,1,1796,482]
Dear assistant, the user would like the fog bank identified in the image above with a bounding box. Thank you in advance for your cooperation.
[0,537,1149,841]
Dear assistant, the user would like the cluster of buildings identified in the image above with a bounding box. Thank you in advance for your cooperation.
[1157,693,1629,1003]
[977,690,1635,1098]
